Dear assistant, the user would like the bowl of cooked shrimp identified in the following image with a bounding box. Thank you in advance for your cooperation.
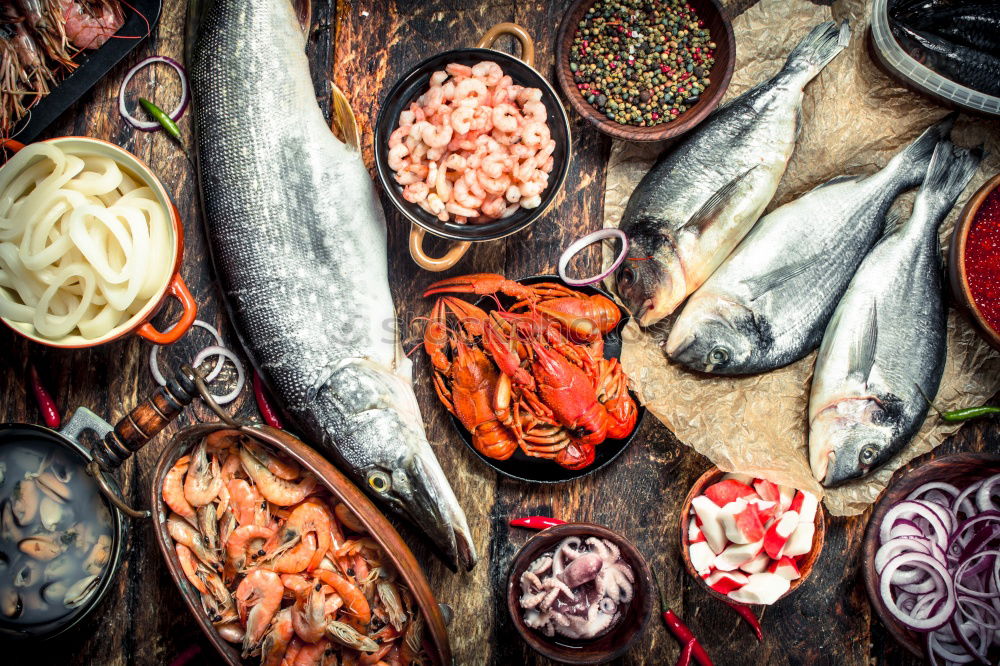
[374,22,572,272]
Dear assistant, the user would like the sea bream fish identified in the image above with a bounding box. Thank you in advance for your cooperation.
[666,115,955,375]
[808,141,981,487]
[186,0,476,569]
[615,20,851,327]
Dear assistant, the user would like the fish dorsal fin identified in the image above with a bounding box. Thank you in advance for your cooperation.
[811,174,862,191]
[742,252,824,301]
[848,301,879,386]
[680,166,758,234]
[330,83,361,151]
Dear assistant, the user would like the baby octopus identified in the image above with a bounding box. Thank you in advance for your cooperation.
[519,535,635,640]
[389,60,556,223]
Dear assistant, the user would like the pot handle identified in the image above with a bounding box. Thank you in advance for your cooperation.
[477,22,535,68]
[409,225,472,272]
[136,274,197,345]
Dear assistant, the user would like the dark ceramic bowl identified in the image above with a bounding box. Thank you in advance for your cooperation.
[450,275,645,484]
[374,23,572,271]
[555,0,735,142]
[862,453,1000,658]
[507,523,653,664]
[949,173,1000,351]
[679,466,826,606]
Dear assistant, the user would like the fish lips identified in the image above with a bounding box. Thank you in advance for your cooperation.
[389,455,477,572]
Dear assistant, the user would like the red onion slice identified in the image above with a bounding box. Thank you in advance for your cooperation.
[881,501,951,551]
[119,56,190,131]
[975,475,1000,513]
[879,553,954,631]
[557,228,629,287]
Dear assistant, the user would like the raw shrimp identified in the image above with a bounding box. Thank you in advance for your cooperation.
[240,446,316,506]
[236,568,284,657]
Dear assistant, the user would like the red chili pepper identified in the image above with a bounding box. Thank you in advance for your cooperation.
[27,363,60,429]
[661,610,713,666]
[252,371,284,429]
[676,639,695,666]
[725,600,763,641]
[509,516,566,530]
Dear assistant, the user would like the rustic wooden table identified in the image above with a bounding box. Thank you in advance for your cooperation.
[3,0,998,664]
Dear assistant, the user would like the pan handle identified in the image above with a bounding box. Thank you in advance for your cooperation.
[477,22,535,68]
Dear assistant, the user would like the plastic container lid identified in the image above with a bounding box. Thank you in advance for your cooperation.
[869,0,1000,117]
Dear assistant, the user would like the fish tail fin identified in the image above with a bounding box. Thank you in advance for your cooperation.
[912,141,983,227]
[779,20,851,87]
[883,113,957,190]
[330,83,361,151]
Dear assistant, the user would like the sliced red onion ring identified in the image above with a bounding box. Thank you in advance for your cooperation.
[954,480,985,519]
[557,228,629,287]
[881,501,951,551]
[880,553,954,631]
[119,55,190,131]
[910,481,961,502]
[975,475,1000,513]
[194,345,246,405]
[149,319,225,385]
[954,550,1000,599]
[958,597,1000,630]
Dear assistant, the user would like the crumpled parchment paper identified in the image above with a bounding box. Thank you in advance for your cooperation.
[603,0,1000,516]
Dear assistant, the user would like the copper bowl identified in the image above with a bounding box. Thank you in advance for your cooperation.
[862,453,1000,658]
[506,523,653,664]
[555,0,735,142]
[152,423,452,665]
[949,172,1000,351]
[679,466,826,605]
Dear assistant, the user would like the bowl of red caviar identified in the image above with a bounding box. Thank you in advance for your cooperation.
[950,173,1000,350]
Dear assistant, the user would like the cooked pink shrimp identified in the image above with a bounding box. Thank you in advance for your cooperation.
[505,184,521,203]
[163,456,195,523]
[240,447,316,506]
[227,524,276,573]
[435,165,453,203]
[480,152,508,179]
[455,78,489,107]
[446,201,479,217]
[185,441,223,507]
[479,171,511,196]
[236,569,284,657]
[261,607,294,666]
[502,203,522,217]
[481,196,506,218]
[542,156,554,173]
[425,160,438,187]
[494,131,520,146]
[168,513,219,569]
[421,121,453,148]
[451,106,474,135]
[514,157,538,184]
[426,147,444,161]
[472,61,504,87]
[388,126,409,149]
[463,169,487,199]
[387,144,409,171]
[522,122,550,149]
[517,87,543,105]
[398,110,415,127]
[441,81,456,101]
[522,100,547,124]
[429,70,448,87]
[446,62,473,78]
[470,106,493,133]
[407,103,425,122]
[453,177,483,210]
[427,194,448,220]
[492,104,520,133]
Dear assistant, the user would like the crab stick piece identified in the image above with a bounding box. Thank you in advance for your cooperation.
[714,540,763,571]
[768,556,801,581]
[706,570,748,595]
[728,573,790,605]
[704,480,757,507]
[790,490,818,525]
[739,551,771,575]
[719,499,765,544]
[688,521,706,544]
[780,521,815,557]
[777,485,795,512]
[691,496,727,554]
[753,479,780,504]
[689,541,715,576]
[763,510,799,560]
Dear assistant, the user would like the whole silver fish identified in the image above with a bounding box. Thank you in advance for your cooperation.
[808,142,981,487]
[187,0,476,569]
[666,115,954,374]
[615,21,851,327]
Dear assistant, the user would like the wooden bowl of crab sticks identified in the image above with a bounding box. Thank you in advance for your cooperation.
[679,467,825,605]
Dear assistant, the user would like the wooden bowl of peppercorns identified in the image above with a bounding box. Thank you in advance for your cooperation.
[556,0,735,142]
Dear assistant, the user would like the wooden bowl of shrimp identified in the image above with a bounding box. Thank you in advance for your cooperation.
[151,423,451,665]
[374,22,572,272]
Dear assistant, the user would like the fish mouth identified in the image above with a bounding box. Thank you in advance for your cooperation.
[811,448,835,486]
[394,455,477,571]
[637,296,674,327]
[664,330,695,361]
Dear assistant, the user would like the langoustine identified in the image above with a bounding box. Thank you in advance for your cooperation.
[162,430,431,665]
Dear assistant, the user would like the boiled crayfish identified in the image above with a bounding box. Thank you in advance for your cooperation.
[422,274,638,470]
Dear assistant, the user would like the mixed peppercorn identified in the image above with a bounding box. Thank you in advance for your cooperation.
[569,0,716,126]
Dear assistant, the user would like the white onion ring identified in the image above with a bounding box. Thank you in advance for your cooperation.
[118,56,190,131]
[557,228,629,287]
[149,319,224,385]
[194,345,245,405]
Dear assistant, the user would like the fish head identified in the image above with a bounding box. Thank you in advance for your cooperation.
[312,360,477,571]
[615,226,687,327]
[809,397,898,487]
[665,297,763,374]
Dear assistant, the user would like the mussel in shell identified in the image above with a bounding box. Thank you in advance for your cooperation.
[19,534,63,561]
[0,587,21,618]
[44,555,73,581]
[63,575,98,609]
[35,472,71,503]
[39,496,64,531]
[12,560,38,588]
[83,535,112,576]
[40,580,68,605]
[12,480,39,525]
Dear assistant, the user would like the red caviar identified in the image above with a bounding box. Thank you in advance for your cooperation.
[965,188,1000,334]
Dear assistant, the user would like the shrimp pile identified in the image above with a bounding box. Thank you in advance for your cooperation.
[1,1,125,136]
[162,430,430,666]
[389,60,556,223]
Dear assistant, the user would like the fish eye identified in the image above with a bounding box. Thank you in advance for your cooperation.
[619,267,635,287]
[708,347,730,365]
[859,444,879,466]
[368,471,391,493]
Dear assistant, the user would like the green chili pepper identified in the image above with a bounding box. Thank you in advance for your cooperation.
[941,406,1000,422]
[139,97,182,143]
